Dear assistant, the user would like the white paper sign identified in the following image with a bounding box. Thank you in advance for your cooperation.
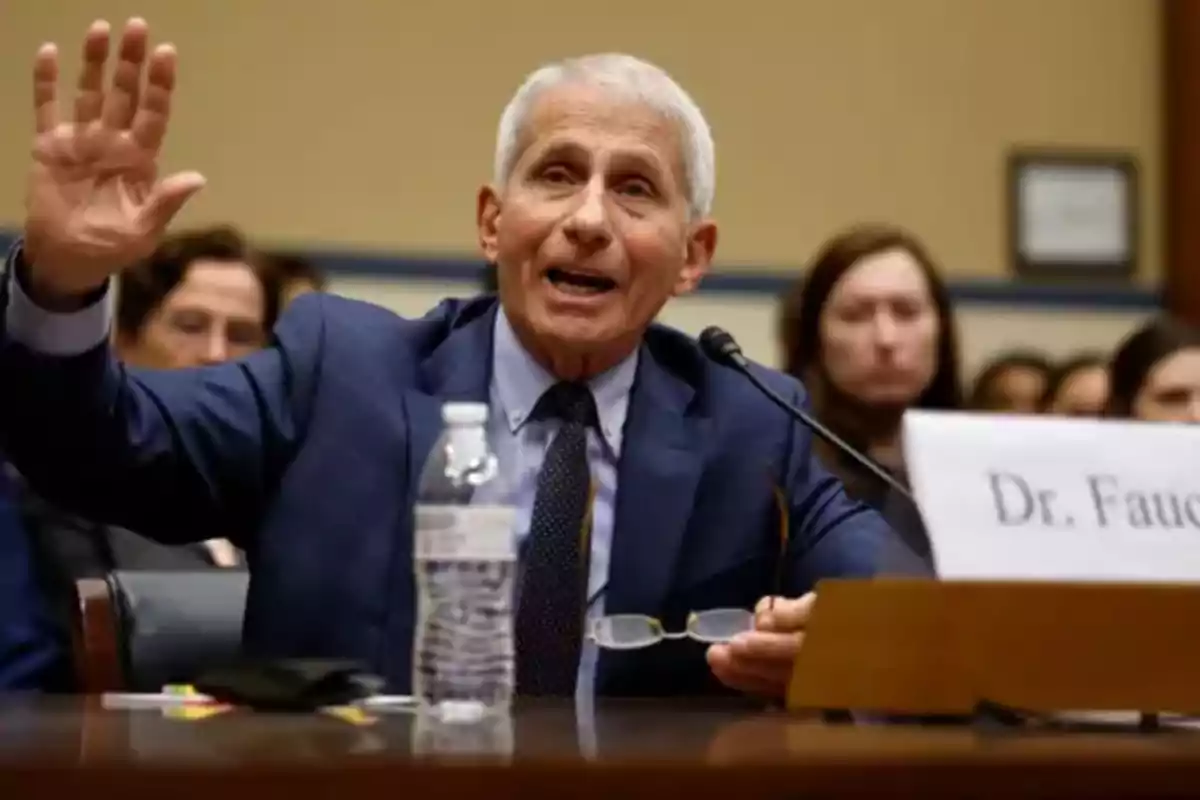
[902,410,1200,583]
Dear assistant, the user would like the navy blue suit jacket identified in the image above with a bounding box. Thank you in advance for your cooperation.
[0,465,62,691]
[0,288,894,696]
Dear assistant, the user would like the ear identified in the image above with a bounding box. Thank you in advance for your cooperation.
[672,218,718,296]
[477,184,503,263]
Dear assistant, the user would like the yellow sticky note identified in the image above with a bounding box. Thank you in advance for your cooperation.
[322,705,377,726]
[162,704,231,721]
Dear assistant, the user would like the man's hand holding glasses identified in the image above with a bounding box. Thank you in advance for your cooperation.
[704,593,814,700]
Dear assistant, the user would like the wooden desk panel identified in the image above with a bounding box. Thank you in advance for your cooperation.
[1,697,1199,797]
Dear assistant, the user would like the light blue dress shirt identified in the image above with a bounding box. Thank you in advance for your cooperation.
[472,308,637,711]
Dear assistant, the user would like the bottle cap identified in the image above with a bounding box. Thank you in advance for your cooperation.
[441,402,488,426]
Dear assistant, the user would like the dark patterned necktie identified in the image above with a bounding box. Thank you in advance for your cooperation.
[516,382,596,696]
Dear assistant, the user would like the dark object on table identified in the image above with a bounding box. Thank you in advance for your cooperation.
[193,659,383,712]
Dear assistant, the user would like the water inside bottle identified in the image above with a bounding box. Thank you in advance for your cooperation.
[413,403,517,717]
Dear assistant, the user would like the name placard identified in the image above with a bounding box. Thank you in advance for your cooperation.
[902,410,1200,582]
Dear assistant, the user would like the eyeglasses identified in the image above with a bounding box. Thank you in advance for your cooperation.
[587,608,755,650]
[577,476,788,651]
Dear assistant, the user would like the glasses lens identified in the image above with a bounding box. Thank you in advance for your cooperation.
[590,615,661,650]
[688,608,755,643]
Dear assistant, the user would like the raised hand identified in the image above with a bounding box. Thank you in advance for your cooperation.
[24,18,205,300]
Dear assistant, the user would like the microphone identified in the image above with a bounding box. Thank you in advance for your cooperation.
[698,326,914,503]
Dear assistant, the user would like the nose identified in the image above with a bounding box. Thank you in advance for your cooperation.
[562,179,612,250]
[872,312,900,349]
[199,332,230,365]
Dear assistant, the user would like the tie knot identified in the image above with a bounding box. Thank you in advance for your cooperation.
[533,382,597,427]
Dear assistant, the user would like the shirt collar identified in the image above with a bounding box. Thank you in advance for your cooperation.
[491,307,638,455]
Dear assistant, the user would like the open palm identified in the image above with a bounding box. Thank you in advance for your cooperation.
[25,18,205,296]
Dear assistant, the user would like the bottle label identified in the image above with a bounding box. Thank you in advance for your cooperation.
[414,504,518,561]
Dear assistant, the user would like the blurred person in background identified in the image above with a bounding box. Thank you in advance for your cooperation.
[1107,316,1200,423]
[115,226,279,370]
[19,225,280,579]
[1040,352,1109,417]
[967,350,1052,413]
[262,251,327,307]
[777,223,962,569]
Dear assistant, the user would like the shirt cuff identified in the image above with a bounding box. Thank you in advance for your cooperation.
[5,245,113,357]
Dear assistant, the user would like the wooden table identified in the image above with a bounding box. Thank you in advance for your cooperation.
[3,696,1200,797]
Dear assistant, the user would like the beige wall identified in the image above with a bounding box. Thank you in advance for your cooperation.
[0,1,1162,379]
[0,0,1160,278]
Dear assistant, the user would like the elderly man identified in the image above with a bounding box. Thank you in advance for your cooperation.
[0,18,896,700]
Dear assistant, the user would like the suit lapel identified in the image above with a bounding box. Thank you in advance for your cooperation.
[605,349,707,616]
[405,301,498,490]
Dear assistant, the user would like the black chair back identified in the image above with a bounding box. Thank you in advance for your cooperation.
[108,569,249,692]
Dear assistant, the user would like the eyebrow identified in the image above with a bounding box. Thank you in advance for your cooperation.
[527,140,671,181]
[610,151,671,185]
[526,140,585,167]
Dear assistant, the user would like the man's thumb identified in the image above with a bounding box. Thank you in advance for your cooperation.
[142,170,207,233]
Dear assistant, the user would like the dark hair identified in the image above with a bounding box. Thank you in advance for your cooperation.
[116,225,281,339]
[1040,351,1108,411]
[261,251,328,292]
[1107,316,1200,417]
[777,223,963,410]
[967,350,1052,409]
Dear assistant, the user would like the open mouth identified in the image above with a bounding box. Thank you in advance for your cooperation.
[545,267,618,296]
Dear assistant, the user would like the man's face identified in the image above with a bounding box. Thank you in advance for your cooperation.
[118,260,268,369]
[477,83,716,370]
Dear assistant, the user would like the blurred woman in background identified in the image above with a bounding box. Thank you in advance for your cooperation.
[967,350,1052,413]
[1040,352,1109,417]
[777,223,962,568]
[1107,316,1200,423]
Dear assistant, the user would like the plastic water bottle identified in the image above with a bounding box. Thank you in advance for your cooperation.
[413,402,517,722]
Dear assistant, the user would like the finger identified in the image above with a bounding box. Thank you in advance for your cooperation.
[755,592,816,632]
[131,44,178,152]
[140,170,207,233]
[711,637,798,687]
[101,18,149,131]
[754,596,784,615]
[707,644,791,697]
[712,668,781,697]
[730,630,804,663]
[32,44,60,133]
[707,644,776,694]
[719,656,794,692]
[74,20,111,126]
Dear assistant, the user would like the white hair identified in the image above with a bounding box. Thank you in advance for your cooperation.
[493,53,715,220]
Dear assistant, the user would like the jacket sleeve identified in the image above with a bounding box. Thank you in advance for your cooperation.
[0,244,322,547]
[0,466,63,691]
[779,380,899,592]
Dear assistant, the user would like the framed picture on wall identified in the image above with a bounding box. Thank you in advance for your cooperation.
[1007,148,1139,281]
